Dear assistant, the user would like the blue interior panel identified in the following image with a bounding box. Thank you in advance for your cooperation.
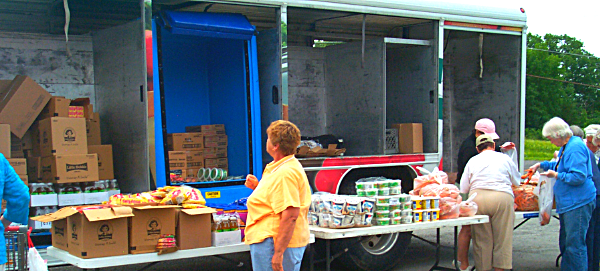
[153,12,263,188]
[161,11,255,40]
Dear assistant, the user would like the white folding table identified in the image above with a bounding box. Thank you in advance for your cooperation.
[309,215,489,271]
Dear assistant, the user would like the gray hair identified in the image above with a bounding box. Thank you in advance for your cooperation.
[593,131,600,147]
[570,125,584,138]
[542,117,573,139]
[585,124,600,137]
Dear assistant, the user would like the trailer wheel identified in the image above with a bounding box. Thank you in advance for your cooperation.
[332,232,412,271]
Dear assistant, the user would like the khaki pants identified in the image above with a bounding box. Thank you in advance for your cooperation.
[470,189,515,271]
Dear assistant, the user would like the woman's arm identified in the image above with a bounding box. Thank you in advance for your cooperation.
[272,206,300,271]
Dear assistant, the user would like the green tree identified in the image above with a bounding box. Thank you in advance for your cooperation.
[526,33,600,129]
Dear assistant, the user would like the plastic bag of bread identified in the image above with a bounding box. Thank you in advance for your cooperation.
[160,187,187,205]
[411,167,448,195]
[459,193,478,217]
[183,187,206,205]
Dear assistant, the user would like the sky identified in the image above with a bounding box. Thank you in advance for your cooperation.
[438,0,600,56]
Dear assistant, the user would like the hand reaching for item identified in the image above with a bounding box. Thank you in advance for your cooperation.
[501,142,515,150]
[245,174,259,190]
[540,170,557,179]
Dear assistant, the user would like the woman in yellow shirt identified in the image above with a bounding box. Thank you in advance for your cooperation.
[244,120,311,271]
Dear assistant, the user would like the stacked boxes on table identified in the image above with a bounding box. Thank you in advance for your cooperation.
[167,124,228,183]
[31,204,223,258]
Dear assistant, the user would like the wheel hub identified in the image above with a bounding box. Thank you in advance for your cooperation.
[359,233,399,255]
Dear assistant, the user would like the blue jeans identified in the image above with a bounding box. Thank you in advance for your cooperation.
[586,196,600,271]
[250,237,306,271]
[560,200,595,271]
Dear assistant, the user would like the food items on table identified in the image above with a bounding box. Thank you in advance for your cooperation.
[156,234,176,250]
[513,184,538,211]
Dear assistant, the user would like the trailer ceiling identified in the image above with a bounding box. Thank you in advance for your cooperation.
[0,0,141,35]
[155,1,431,40]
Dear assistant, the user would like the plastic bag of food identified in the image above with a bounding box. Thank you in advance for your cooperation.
[536,174,555,225]
[411,167,448,195]
[513,183,538,211]
[440,196,461,220]
[459,193,478,217]
[160,187,187,205]
[183,187,206,205]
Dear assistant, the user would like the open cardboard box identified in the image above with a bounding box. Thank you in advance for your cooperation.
[31,206,133,258]
[295,144,346,158]
[129,205,179,254]
[177,207,215,250]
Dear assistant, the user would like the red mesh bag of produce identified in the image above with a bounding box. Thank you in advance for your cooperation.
[513,184,538,211]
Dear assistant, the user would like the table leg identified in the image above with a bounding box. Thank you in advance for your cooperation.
[513,218,530,230]
[429,227,456,271]
[453,226,459,271]
[326,239,331,271]
[310,243,314,271]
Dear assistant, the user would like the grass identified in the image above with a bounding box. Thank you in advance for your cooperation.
[524,139,559,161]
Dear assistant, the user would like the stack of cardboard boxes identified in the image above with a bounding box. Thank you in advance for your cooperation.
[33,204,219,259]
[0,76,119,230]
[167,124,228,182]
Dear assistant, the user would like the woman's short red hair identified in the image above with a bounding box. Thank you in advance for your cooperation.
[267,120,301,156]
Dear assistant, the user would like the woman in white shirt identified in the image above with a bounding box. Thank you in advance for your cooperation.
[460,134,521,271]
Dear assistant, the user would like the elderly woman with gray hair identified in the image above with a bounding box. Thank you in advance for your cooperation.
[530,117,597,271]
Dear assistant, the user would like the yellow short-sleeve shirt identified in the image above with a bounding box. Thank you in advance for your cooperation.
[244,155,311,247]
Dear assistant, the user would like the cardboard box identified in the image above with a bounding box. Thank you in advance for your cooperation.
[29,218,52,230]
[7,158,27,175]
[10,135,22,152]
[70,98,94,120]
[129,206,179,254]
[86,115,101,146]
[203,135,228,148]
[32,206,133,258]
[203,147,227,158]
[38,96,71,120]
[68,106,84,118]
[0,124,10,158]
[83,192,109,205]
[392,123,423,154]
[204,158,228,169]
[184,126,202,133]
[41,154,99,183]
[10,151,24,158]
[58,193,85,206]
[21,128,33,150]
[201,124,225,132]
[27,156,42,182]
[30,194,58,207]
[185,168,201,178]
[212,230,242,246]
[167,133,203,151]
[29,122,41,157]
[177,208,215,250]
[39,117,88,157]
[18,175,28,185]
[87,145,114,180]
[168,151,186,170]
[0,75,52,138]
[51,218,68,251]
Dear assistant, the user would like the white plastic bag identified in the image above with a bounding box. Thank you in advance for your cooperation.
[536,174,555,226]
[502,147,519,168]
[459,193,478,217]
[28,237,48,271]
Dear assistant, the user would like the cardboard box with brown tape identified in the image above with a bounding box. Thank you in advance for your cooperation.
[0,124,9,158]
[203,135,227,148]
[168,151,186,170]
[27,157,42,182]
[205,158,228,169]
[39,117,88,157]
[0,75,51,138]
[203,147,227,158]
[87,145,114,180]
[31,206,133,258]
[41,154,99,183]
[129,205,178,254]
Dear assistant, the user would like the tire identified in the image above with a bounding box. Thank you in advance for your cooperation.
[332,167,416,271]
[332,232,412,271]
